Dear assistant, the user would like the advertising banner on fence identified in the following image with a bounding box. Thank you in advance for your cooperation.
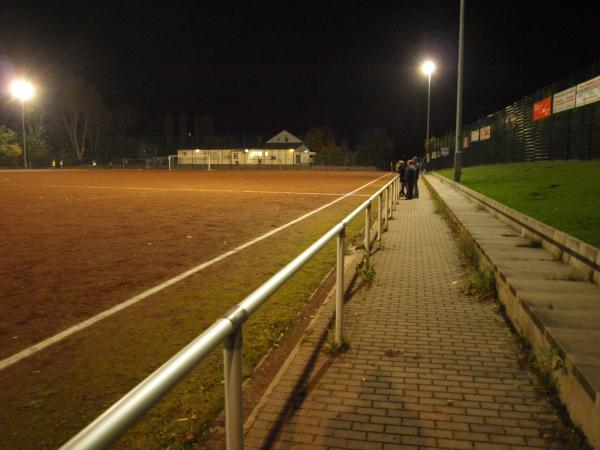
[470,129,480,142]
[480,126,491,140]
[576,75,600,107]
[533,96,552,121]
[553,86,576,113]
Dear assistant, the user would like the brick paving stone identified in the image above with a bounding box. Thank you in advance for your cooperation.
[244,182,565,449]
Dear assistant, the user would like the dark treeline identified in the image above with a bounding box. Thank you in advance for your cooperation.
[1,75,400,168]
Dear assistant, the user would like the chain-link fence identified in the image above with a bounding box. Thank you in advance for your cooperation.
[427,61,600,170]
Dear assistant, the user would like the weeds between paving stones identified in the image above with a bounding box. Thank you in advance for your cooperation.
[323,328,350,355]
[517,237,543,248]
[425,177,592,450]
[355,254,376,284]
[509,326,592,449]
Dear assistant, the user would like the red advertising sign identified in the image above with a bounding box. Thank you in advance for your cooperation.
[533,96,551,121]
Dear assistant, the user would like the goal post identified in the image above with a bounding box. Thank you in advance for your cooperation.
[168,154,211,171]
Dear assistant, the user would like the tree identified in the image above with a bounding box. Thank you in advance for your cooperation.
[0,125,22,165]
[178,111,188,147]
[87,103,111,161]
[112,104,137,138]
[58,76,109,162]
[164,112,175,153]
[304,126,345,165]
[198,114,215,145]
[25,127,51,165]
[356,127,395,168]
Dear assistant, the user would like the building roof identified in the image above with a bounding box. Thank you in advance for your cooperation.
[266,130,302,144]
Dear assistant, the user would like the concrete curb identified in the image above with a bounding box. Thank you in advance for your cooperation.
[429,172,600,287]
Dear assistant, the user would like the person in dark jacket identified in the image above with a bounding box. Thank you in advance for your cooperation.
[397,160,406,197]
[405,159,416,199]
[413,156,420,198]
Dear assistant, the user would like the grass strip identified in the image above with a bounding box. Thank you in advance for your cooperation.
[437,160,600,247]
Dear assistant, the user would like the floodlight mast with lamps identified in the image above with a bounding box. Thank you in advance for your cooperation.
[10,79,35,169]
[421,61,436,162]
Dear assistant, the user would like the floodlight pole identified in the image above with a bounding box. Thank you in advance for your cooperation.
[20,99,28,169]
[453,0,465,182]
[426,72,432,162]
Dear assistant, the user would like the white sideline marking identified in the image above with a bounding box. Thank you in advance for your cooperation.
[14,184,372,198]
[0,174,390,371]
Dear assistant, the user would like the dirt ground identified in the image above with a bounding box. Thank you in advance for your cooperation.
[0,168,388,448]
[0,169,381,358]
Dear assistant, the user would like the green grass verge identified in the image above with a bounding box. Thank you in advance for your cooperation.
[437,160,600,247]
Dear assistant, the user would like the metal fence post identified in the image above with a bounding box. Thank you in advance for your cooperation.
[383,188,389,230]
[336,226,345,345]
[364,203,371,255]
[387,186,393,219]
[377,194,382,243]
[224,327,243,450]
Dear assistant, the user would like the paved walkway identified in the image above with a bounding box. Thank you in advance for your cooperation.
[244,180,564,449]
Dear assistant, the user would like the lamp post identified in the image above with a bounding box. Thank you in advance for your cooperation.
[454,0,465,182]
[10,79,35,169]
[421,61,436,163]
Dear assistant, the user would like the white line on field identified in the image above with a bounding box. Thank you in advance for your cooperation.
[11,184,372,198]
[0,173,390,371]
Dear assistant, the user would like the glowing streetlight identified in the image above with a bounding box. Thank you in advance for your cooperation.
[420,61,436,162]
[10,79,35,169]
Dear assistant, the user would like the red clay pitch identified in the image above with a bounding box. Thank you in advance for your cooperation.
[0,169,382,360]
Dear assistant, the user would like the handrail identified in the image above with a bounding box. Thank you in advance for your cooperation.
[61,174,399,450]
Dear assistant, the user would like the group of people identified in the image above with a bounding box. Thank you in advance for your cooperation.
[395,157,421,200]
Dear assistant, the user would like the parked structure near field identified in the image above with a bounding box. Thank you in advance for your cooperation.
[176,130,315,167]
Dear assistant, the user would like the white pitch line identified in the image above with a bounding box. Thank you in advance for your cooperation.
[10,183,372,198]
[0,173,390,371]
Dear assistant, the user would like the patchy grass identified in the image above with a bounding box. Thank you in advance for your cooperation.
[355,254,376,284]
[510,332,592,450]
[437,160,600,247]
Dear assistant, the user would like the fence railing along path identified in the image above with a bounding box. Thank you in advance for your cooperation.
[60,175,400,450]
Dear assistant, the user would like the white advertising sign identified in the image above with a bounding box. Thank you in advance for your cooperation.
[441,147,449,156]
[576,75,600,107]
[480,126,491,141]
[470,129,480,142]
[553,86,576,113]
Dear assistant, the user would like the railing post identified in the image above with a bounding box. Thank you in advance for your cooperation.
[388,185,392,218]
[224,327,244,450]
[364,203,371,255]
[336,226,345,345]
[377,194,382,242]
[383,188,389,230]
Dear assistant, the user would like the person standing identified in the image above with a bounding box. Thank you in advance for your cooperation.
[398,160,406,197]
[405,159,416,200]
[413,157,420,198]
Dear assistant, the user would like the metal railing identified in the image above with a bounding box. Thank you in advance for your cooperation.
[61,175,400,450]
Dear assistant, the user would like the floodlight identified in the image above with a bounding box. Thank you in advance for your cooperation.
[10,79,34,101]
[421,61,436,76]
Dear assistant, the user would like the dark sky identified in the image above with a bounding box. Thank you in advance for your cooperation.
[1,1,599,151]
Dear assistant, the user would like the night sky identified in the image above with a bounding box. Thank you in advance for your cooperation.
[1,1,598,151]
